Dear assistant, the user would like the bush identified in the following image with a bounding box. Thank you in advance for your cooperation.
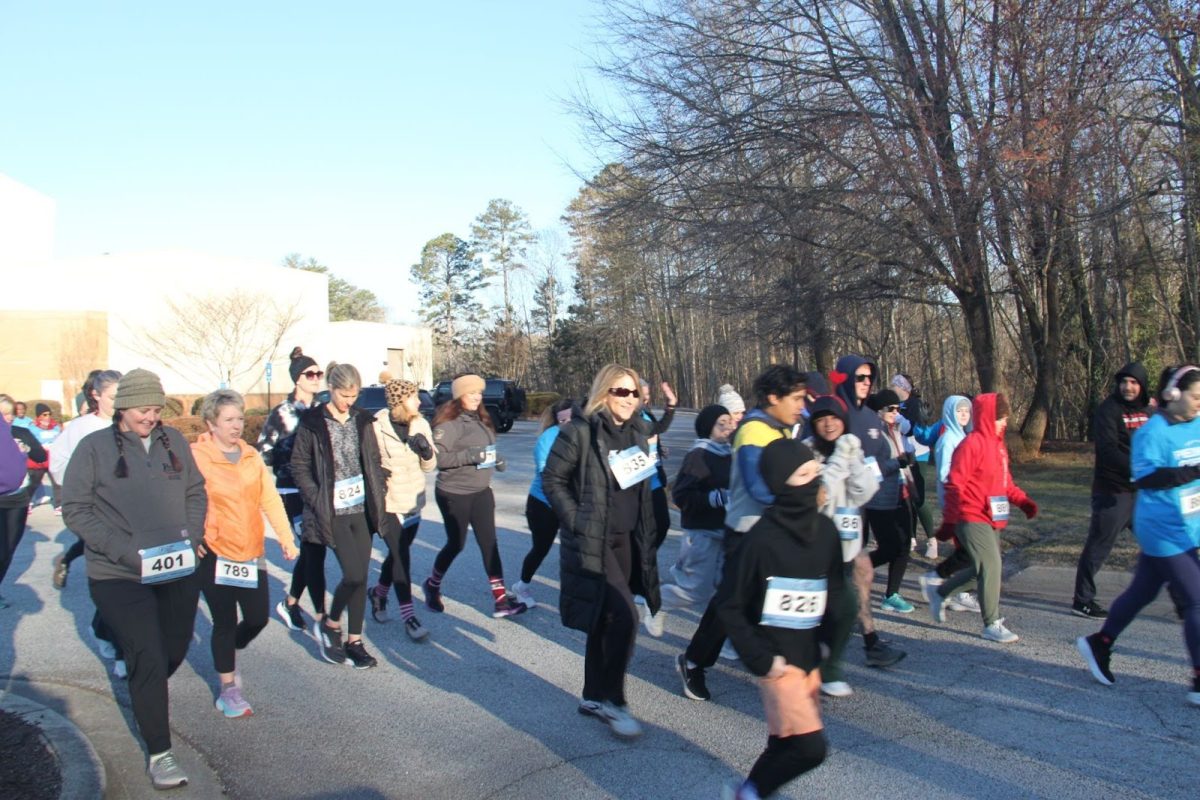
[191,397,204,415]
[162,397,185,419]
[525,392,562,419]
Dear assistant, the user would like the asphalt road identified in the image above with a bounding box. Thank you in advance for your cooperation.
[3,411,1198,799]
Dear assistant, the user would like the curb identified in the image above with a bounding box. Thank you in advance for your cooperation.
[0,690,106,799]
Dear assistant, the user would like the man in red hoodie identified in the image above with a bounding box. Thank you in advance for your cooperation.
[923,393,1038,643]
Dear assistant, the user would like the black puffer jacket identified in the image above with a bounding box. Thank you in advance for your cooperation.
[290,405,388,547]
[542,411,661,632]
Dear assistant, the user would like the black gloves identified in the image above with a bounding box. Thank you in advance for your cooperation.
[408,433,434,461]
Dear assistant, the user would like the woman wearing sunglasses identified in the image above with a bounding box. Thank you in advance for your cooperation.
[258,347,327,633]
[866,389,918,613]
[542,364,662,739]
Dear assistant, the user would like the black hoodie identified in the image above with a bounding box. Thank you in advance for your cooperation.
[1092,361,1150,494]
[716,439,843,677]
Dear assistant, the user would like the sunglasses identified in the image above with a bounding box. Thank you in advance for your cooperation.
[301,370,325,380]
[607,387,639,398]
[854,374,873,383]
[884,405,900,412]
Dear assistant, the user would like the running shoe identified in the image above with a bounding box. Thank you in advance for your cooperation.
[314,620,347,665]
[1076,633,1114,685]
[642,603,664,637]
[820,680,853,698]
[509,579,537,610]
[276,600,305,632]
[1072,600,1108,619]
[659,582,693,610]
[147,750,188,790]
[677,653,711,701]
[982,619,1019,643]
[423,578,444,613]
[864,640,907,668]
[215,685,253,718]
[578,699,642,739]
[404,616,429,641]
[947,592,982,613]
[923,581,945,623]
[493,596,528,618]
[880,593,915,614]
[344,640,378,670]
[369,586,390,623]
[51,554,68,589]
[91,628,117,660]
[113,659,127,680]
[924,539,940,559]
[919,570,944,590]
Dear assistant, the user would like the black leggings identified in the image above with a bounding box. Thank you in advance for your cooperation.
[285,495,327,614]
[651,486,671,549]
[0,501,30,587]
[433,489,502,578]
[378,516,420,604]
[583,529,638,705]
[329,512,372,635]
[199,552,270,674]
[63,535,86,566]
[936,545,973,580]
[747,731,827,797]
[90,572,201,755]
[521,495,559,584]
[866,505,913,597]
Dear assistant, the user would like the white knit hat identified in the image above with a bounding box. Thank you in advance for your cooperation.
[715,384,745,414]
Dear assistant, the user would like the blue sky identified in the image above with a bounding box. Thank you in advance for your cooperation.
[0,2,613,323]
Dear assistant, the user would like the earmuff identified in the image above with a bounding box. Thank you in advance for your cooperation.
[1163,366,1200,402]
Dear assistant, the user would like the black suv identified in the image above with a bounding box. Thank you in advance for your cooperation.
[431,378,526,432]
[351,386,435,422]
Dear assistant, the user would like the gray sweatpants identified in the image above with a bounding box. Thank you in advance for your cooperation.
[939,522,1003,626]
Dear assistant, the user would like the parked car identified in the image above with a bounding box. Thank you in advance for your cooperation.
[352,385,435,422]
[431,378,526,433]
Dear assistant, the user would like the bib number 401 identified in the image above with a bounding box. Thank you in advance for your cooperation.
[139,540,196,585]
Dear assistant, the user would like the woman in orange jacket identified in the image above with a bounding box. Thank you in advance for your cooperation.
[192,390,299,718]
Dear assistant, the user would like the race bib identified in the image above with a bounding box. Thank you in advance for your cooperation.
[760,576,828,630]
[215,556,259,588]
[476,445,497,470]
[833,507,861,539]
[333,475,365,510]
[1180,486,1200,517]
[989,496,1010,522]
[864,457,883,483]
[139,540,196,585]
[608,445,656,490]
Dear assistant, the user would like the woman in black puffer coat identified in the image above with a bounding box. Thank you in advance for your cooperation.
[542,364,661,740]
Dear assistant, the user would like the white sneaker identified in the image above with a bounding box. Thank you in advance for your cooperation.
[91,629,117,660]
[918,570,944,589]
[947,592,982,613]
[820,680,853,697]
[579,698,644,739]
[642,603,664,638]
[509,580,537,610]
[924,540,939,559]
[147,750,188,790]
[982,619,1019,643]
[113,659,127,679]
[923,580,945,624]
[659,582,693,610]
[719,641,739,661]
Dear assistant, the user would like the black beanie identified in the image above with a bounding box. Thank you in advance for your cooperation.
[808,395,848,427]
[695,404,729,438]
[868,389,902,412]
[759,438,816,497]
[35,403,51,416]
[288,348,319,383]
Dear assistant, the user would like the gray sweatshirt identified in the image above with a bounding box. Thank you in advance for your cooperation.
[433,411,497,495]
[62,425,208,583]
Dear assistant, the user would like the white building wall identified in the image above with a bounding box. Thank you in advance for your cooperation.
[325,321,434,389]
[0,173,56,265]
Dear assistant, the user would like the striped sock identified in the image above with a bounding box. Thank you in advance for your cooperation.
[428,569,444,589]
[399,601,415,622]
[489,577,506,603]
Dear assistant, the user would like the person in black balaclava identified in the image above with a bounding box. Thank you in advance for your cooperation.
[1071,362,1151,618]
[716,438,841,799]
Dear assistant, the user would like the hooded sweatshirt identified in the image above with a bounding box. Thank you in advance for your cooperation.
[803,396,879,562]
[942,393,1031,528]
[831,355,902,510]
[1092,362,1150,494]
[725,408,794,532]
[934,395,973,507]
[716,439,843,677]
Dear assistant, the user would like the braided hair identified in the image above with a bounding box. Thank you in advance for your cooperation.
[111,415,183,478]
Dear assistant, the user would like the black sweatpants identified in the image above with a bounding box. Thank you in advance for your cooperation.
[285,494,327,614]
[0,499,30,587]
[866,505,913,597]
[684,527,743,669]
[90,572,201,755]
[378,515,420,604]
[747,731,828,797]
[520,495,559,584]
[583,529,638,705]
[329,512,372,636]
[433,488,502,578]
[1074,492,1135,606]
[199,552,270,674]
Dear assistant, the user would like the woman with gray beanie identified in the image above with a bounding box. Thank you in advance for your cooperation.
[62,368,207,790]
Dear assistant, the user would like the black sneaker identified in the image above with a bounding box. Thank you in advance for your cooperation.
[677,653,711,701]
[51,554,68,590]
[276,600,305,632]
[1076,633,1114,685]
[370,587,390,623]
[344,640,378,670]
[1072,601,1108,619]
[865,640,907,668]
[423,578,444,613]
[314,620,346,665]
[493,596,528,618]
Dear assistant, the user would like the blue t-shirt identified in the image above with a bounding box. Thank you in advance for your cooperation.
[1131,413,1200,557]
[528,425,561,505]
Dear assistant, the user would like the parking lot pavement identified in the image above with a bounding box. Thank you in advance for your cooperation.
[3,412,1198,799]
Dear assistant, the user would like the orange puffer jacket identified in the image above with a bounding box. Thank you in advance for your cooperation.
[192,433,293,561]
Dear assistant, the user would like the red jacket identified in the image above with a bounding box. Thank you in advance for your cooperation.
[943,393,1031,528]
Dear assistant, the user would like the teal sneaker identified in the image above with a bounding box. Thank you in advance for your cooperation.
[881,593,915,614]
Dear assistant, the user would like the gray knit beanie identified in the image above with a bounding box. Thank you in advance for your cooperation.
[715,384,745,414]
[114,369,166,410]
